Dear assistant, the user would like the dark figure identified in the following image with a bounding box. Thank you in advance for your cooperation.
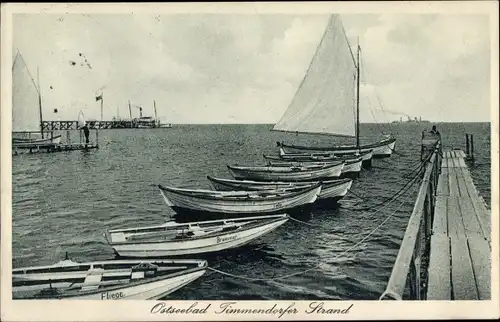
[430,125,440,136]
[83,124,90,144]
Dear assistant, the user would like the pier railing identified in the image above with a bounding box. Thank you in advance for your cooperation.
[380,142,442,300]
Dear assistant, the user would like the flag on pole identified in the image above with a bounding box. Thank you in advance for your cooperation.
[96,94,103,102]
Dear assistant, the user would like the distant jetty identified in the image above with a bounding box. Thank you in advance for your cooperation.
[41,120,172,131]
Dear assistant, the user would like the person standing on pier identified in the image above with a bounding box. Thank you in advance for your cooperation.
[82,124,90,146]
[430,125,441,137]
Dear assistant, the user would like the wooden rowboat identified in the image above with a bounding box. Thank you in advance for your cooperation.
[206,176,352,202]
[12,258,207,300]
[265,158,363,178]
[266,148,373,167]
[227,162,344,182]
[104,214,289,257]
[158,184,321,217]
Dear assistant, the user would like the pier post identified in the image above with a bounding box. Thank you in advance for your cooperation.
[465,134,470,156]
[470,134,474,163]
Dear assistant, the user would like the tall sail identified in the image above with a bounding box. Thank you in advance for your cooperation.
[273,14,357,137]
[12,52,42,132]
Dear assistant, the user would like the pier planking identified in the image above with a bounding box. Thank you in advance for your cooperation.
[427,149,490,300]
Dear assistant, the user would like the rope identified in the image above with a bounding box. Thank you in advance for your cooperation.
[287,216,324,228]
[351,167,423,211]
[207,178,420,282]
[346,189,366,200]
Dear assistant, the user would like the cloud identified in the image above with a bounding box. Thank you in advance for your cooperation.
[12,13,491,123]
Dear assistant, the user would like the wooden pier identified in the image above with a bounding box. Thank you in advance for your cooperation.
[12,129,99,155]
[41,120,173,131]
[380,136,491,300]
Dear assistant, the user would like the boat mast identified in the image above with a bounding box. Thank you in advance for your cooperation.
[356,39,360,148]
[37,67,44,139]
[128,100,132,119]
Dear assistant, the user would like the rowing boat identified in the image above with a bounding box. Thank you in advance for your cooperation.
[104,214,289,257]
[206,176,352,202]
[227,162,344,182]
[12,258,207,300]
[158,184,321,217]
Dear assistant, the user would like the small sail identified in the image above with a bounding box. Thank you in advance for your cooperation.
[273,14,357,137]
[12,52,41,132]
[77,111,86,128]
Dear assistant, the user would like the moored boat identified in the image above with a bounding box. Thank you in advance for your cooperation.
[158,184,321,217]
[227,162,344,182]
[206,176,352,202]
[277,136,396,158]
[264,158,362,178]
[270,14,396,158]
[12,258,207,300]
[262,148,373,168]
[104,214,289,257]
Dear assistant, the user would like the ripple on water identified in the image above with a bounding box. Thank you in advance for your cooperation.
[11,123,491,300]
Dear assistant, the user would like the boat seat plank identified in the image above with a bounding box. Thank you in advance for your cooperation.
[427,235,451,300]
[433,196,448,235]
[81,273,103,291]
[467,237,491,300]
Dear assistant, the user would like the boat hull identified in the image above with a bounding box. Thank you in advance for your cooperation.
[207,176,352,202]
[107,216,288,257]
[12,259,207,300]
[275,148,373,168]
[228,163,343,181]
[158,184,320,217]
[75,269,206,300]
[278,137,396,158]
[12,134,62,148]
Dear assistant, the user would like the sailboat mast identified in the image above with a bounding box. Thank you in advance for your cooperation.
[37,67,44,139]
[128,100,132,119]
[356,41,360,148]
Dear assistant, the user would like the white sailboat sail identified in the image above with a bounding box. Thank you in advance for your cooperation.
[273,14,357,137]
[77,110,86,128]
[12,52,42,133]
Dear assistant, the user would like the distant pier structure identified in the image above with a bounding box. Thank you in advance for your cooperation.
[41,120,172,131]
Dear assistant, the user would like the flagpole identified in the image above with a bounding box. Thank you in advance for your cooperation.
[37,66,44,139]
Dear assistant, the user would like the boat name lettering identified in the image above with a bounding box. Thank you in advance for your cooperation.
[216,235,238,243]
[101,291,124,300]
[151,302,211,314]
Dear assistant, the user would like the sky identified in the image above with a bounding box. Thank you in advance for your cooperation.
[13,13,491,123]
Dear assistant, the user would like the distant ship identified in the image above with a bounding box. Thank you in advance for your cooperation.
[391,116,431,124]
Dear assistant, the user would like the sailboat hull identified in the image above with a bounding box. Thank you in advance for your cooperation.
[12,135,62,148]
[278,137,396,158]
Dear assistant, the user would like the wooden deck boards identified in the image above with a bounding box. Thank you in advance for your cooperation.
[427,149,490,300]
